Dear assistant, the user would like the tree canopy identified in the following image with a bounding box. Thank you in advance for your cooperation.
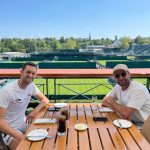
[0,36,150,53]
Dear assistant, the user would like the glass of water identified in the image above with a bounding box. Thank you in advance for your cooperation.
[92,95,98,116]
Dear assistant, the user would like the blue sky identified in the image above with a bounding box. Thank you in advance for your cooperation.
[0,0,150,39]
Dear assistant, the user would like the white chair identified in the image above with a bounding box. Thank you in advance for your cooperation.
[141,115,150,143]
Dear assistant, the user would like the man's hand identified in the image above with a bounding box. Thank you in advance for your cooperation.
[15,131,24,142]
[26,110,37,124]
[102,96,136,119]
[102,96,114,108]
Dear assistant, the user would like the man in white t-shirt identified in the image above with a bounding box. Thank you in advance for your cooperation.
[0,62,49,150]
[102,64,150,125]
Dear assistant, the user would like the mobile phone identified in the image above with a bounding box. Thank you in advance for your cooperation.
[48,107,60,111]
[93,116,108,121]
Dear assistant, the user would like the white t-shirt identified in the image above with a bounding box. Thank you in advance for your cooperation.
[0,79,40,130]
[107,80,150,122]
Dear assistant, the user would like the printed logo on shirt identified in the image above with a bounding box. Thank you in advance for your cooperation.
[15,99,22,103]
[28,94,32,97]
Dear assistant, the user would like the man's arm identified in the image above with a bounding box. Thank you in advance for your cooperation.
[26,92,49,123]
[0,107,23,141]
[102,96,136,119]
[102,95,114,107]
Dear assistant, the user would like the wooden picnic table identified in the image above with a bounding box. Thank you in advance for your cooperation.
[17,103,150,150]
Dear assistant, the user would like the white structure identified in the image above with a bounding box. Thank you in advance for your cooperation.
[79,45,106,53]
[2,52,29,58]
[113,40,122,48]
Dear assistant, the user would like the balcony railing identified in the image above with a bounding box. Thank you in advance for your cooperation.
[0,69,150,102]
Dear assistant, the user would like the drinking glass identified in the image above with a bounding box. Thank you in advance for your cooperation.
[60,107,69,121]
[92,95,98,116]
[57,116,66,136]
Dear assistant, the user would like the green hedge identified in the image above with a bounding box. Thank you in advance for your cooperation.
[106,61,150,68]
[39,62,97,69]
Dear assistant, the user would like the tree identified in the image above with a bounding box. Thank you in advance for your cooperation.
[120,37,131,50]
[23,39,34,53]
[64,39,77,49]
[120,41,129,50]
[105,38,113,46]
[1,38,12,52]
[59,36,65,43]
[134,36,144,44]
[50,38,62,50]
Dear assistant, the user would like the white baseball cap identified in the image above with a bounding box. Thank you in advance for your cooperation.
[113,64,129,74]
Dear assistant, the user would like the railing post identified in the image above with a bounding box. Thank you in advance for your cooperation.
[46,78,49,99]
[54,78,56,102]
[146,77,150,91]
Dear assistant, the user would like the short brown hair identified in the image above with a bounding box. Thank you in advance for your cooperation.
[22,62,37,70]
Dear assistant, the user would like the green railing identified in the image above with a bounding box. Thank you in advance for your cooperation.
[0,76,150,103]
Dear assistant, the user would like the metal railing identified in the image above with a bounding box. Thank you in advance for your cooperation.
[0,70,150,102]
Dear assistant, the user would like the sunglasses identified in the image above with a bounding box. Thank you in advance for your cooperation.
[114,72,127,79]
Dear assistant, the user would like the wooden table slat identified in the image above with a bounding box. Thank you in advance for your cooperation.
[129,125,150,149]
[42,127,57,150]
[79,130,90,150]
[55,136,66,150]
[69,107,77,125]
[88,128,103,150]
[108,127,127,150]
[119,128,140,150]
[84,106,94,125]
[67,128,78,150]
[78,105,86,123]
[98,128,115,150]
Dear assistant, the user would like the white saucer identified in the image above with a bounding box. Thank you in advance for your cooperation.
[113,119,132,128]
[74,123,88,131]
[27,129,48,141]
[54,103,67,108]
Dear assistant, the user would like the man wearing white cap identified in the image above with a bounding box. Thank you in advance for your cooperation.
[102,64,150,125]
